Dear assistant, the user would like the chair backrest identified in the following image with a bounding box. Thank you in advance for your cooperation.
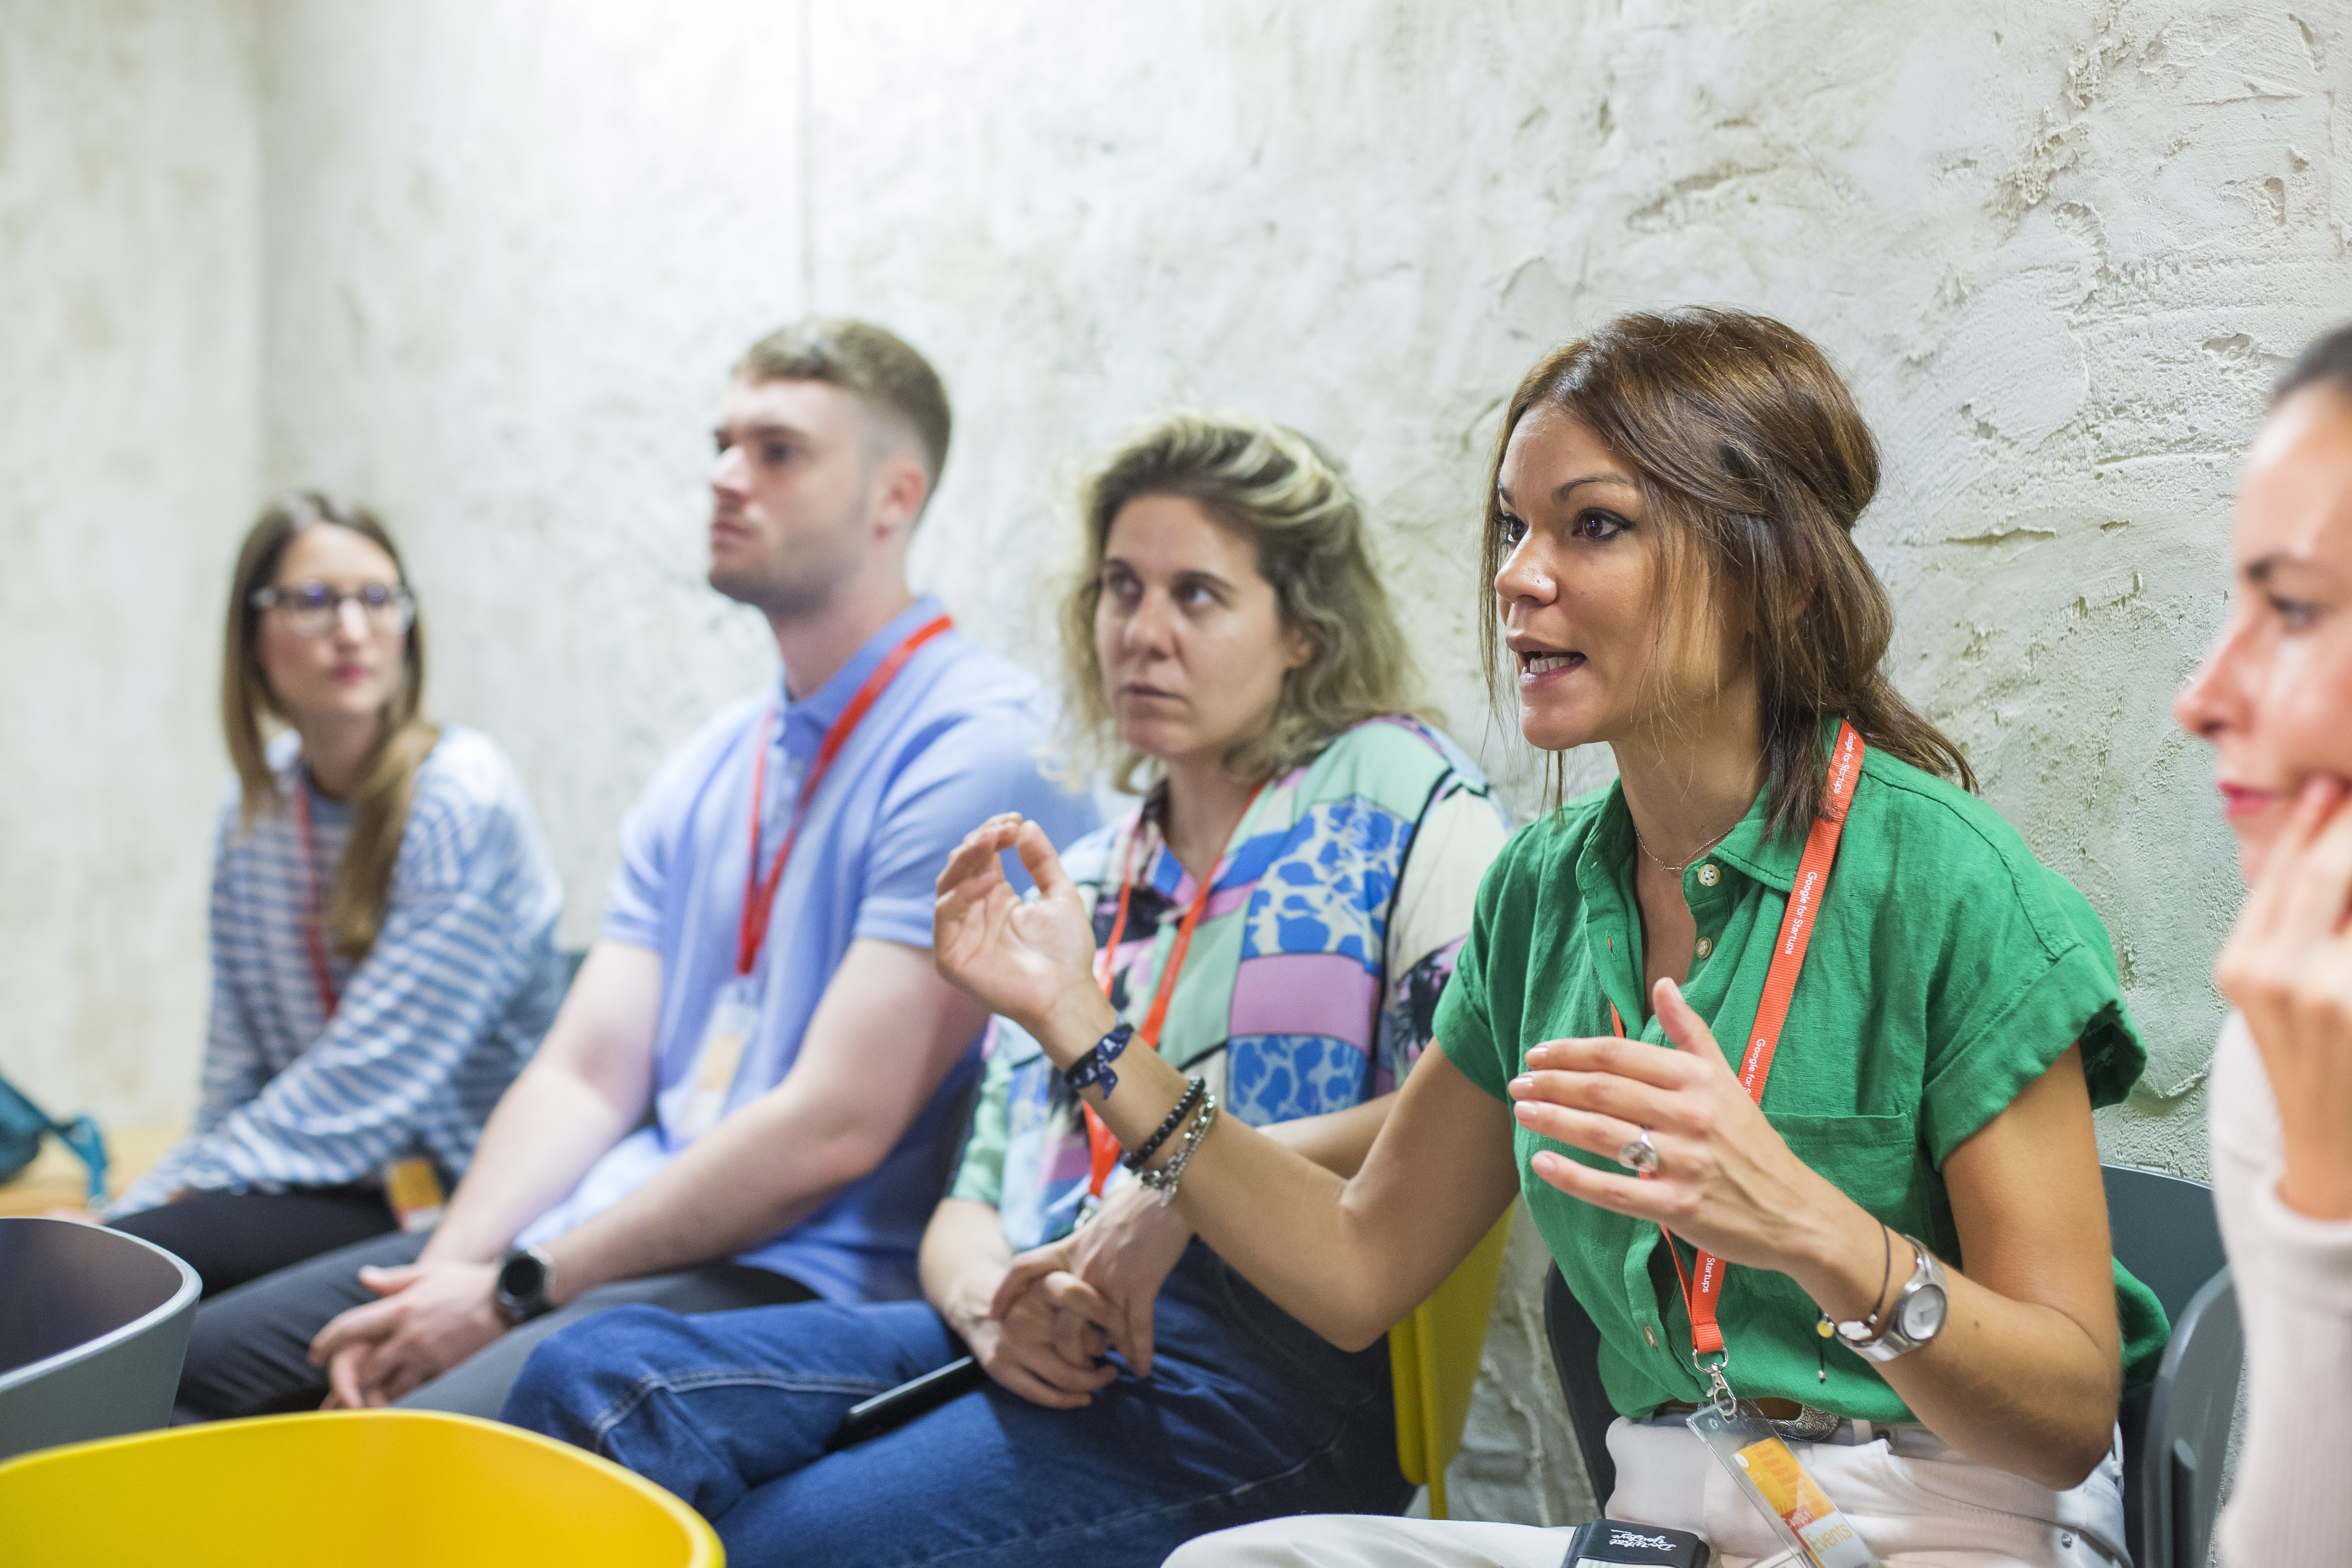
[1390,1210,1514,1519]
[2101,1165,2240,1568]
[1541,1261,1619,1507]
[1539,1164,2245,1567]
[0,1409,720,1566]
[0,1218,201,1461]
[2100,1166,2226,1322]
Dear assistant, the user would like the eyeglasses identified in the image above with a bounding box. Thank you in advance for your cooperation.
[250,580,416,637]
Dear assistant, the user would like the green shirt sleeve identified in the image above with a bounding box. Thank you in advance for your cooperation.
[1916,853,2148,1166]
[946,1036,1015,1209]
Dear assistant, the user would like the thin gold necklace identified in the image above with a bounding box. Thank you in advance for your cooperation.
[1633,822,1733,877]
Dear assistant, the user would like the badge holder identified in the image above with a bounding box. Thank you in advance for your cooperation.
[1685,1361,1876,1568]
[381,1157,446,1232]
[679,978,759,1140]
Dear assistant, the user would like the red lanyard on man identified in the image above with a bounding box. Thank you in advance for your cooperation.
[735,615,952,977]
[1080,781,1268,1199]
[1608,720,1864,1365]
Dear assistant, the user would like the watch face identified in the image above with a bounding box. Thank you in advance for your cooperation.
[1900,1283,1947,1342]
[497,1251,544,1300]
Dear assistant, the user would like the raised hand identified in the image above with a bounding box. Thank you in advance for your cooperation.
[934,814,1102,1051]
[2218,776,2352,1220]
[1506,976,1854,1276]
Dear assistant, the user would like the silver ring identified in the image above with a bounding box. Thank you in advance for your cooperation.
[1620,1127,1660,1175]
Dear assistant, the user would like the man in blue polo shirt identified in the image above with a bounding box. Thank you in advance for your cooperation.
[175,319,1097,1419]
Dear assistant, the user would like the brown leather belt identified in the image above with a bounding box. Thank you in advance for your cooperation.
[1646,1397,1845,1442]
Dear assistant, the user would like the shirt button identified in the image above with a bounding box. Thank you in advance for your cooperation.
[1697,864,1720,887]
[1694,937,1714,960]
[1642,1325,1658,1348]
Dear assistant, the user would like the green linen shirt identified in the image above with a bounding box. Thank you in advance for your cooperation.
[1435,731,2168,1424]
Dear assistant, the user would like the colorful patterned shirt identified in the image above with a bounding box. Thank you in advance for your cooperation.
[951,716,1511,1250]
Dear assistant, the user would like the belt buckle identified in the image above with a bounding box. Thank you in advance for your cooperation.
[1762,1402,1844,1443]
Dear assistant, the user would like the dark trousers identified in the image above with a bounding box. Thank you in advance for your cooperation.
[504,1240,1408,1568]
[110,1186,397,1298]
[174,1227,816,1423]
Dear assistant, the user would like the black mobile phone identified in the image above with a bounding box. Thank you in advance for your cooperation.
[824,1355,986,1450]
[1559,1518,1712,1568]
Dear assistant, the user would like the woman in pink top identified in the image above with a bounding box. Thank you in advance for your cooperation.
[2175,323,2352,1566]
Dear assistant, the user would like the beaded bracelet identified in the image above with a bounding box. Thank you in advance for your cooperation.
[1063,1022,1134,1098]
[1122,1076,1205,1172]
[1138,1093,1220,1207]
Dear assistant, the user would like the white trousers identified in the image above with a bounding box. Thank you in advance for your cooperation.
[1164,1418,2129,1568]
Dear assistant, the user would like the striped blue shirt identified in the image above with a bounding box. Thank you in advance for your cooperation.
[112,726,568,1215]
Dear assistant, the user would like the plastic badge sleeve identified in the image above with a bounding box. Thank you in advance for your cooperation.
[1686,1397,1877,1568]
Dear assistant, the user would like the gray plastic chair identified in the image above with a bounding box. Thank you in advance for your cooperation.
[2102,1164,2240,1568]
[0,1216,201,1460]
[1542,1163,2243,1568]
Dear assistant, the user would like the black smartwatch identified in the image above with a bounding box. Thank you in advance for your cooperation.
[493,1246,557,1325]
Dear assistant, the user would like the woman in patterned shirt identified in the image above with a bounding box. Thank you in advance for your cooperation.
[504,412,1510,1566]
[104,492,568,1297]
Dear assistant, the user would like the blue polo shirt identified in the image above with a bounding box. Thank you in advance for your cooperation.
[516,597,1098,1301]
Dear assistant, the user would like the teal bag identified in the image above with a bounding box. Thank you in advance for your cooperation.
[0,1069,109,1207]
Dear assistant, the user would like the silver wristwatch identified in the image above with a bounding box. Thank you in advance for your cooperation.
[1832,1234,1947,1362]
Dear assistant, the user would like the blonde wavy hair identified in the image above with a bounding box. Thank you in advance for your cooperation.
[1058,410,1420,793]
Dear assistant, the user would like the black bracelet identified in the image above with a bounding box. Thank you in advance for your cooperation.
[1123,1077,1205,1172]
[1063,1022,1134,1098]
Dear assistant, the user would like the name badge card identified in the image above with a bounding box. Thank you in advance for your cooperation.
[680,977,759,1141]
[1688,1396,1875,1568]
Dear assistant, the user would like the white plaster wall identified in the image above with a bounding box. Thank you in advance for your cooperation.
[0,1,260,1127]
[10,0,2346,1526]
[257,1,809,936]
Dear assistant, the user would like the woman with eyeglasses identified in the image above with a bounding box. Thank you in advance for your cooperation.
[101,492,569,1298]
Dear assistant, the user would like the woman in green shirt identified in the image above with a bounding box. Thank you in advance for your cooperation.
[937,309,2159,1568]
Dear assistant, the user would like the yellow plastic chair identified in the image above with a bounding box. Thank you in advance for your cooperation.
[1389,1209,1513,1519]
[0,1409,720,1567]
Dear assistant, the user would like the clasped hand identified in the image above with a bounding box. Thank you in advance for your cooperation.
[961,1185,1194,1408]
[1507,975,1842,1276]
[306,1259,505,1407]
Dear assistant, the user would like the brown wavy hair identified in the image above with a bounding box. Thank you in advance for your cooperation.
[1060,410,1420,792]
[223,491,439,960]
[1480,309,1972,833]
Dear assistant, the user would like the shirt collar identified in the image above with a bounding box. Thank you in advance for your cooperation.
[1693,714,1854,892]
[1591,713,1848,896]
[774,594,950,748]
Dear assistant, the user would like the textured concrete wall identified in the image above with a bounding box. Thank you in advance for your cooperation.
[11,0,2347,1525]
[0,1,259,1126]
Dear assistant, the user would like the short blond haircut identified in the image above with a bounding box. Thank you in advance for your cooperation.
[736,318,952,497]
[1059,410,1419,792]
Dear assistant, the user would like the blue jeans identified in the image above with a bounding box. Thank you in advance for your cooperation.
[504,1240,1408,1568]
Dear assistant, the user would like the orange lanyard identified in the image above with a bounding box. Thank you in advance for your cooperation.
[1081,781,1266,1198]
[290,776,340,1019]
[737,615,952,977]
[1608,721,1864,1365]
